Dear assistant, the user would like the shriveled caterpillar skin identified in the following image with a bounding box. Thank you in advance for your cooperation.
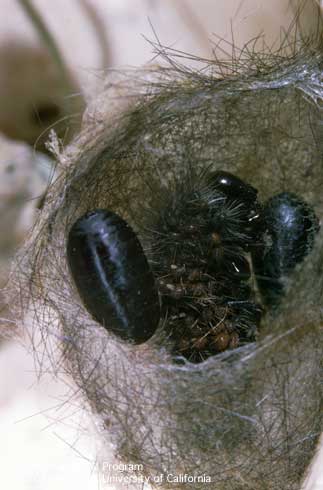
[10,36,323,490]
[147,172,263,362]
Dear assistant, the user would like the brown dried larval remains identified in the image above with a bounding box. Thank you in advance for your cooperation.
[147,171,263,363]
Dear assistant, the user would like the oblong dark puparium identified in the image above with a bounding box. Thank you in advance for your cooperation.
[208,170,264,248]
[209,170,258,204]
[253,192,320,306]
[67,209,160,343]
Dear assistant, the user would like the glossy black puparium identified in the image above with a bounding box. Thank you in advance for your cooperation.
[67,210,160,344]
[253,192,320,306]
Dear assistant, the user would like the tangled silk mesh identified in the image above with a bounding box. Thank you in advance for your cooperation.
[8,18,323,490]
